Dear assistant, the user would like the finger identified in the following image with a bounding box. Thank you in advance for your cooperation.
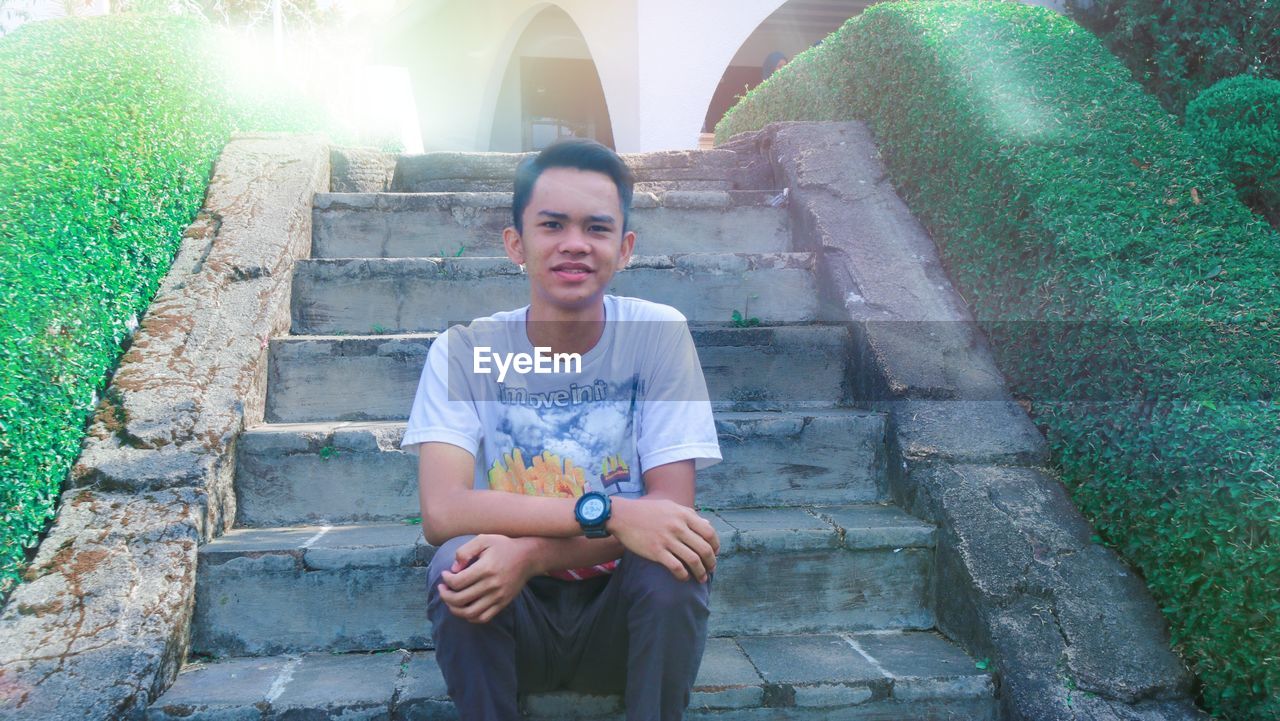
[439,570,463,592]
[439,583,469,616]
[440,582,490,618]
[437,576,486,609]
[439,581,467,608]
[458,591,503,623]
[443,552,493,589]
[659,550,691,581]
[440,576,494,608]
[455,534,499,570]
[692,515,720,554]
[668,539,707,582]
[675,514,717,570]
[679,527,717,578]
[476,597,512,624]
[440,568,478,592]
[452,536,490,572]
[448,595,488,622]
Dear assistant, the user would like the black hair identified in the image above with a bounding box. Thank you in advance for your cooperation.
[763,51,788,81]
[511,138,634,235]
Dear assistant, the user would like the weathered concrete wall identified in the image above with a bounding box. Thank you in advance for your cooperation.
[311,189,792,257]
[0,133,329,720]
[746,121,1207,721]
[330,146,396,193]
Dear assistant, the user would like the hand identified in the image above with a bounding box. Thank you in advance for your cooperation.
[608,498,719,583]
[437,534,538,624]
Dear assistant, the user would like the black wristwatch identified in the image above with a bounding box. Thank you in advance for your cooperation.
[574,491,612,538]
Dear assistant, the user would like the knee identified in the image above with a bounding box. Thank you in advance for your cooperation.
[426,535,520,633]
[427,534,477,618]
[428,534,476,588]
[621,552,712,615]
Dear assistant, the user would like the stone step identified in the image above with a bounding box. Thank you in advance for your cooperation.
[191,505,936,657]
[290,253,822,334]
[311,191,793,258]
[149,631,996,720]
[265,324,853,423]
[391,149,743,193]
[234,409,885,527]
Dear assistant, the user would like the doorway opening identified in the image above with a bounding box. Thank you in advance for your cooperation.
[490,6,614,151]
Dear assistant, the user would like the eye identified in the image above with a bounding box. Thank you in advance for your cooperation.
[541,220,562,230]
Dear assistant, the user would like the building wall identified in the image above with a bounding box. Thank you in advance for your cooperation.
[387,0,783,153]
[632,0,788,151]
[5,0,1068,152]
[386,0,642,152]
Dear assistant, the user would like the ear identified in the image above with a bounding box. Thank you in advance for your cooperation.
[617,229,636,270]
[503,226,525,266]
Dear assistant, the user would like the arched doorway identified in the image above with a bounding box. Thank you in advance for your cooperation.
[489,5,615,151]
[701,0,875,136]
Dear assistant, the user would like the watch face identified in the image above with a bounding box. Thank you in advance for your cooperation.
[581,497,605,521]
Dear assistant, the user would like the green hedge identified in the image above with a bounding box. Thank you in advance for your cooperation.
[1186,75,1280,220]
[0,14,233,599]
[718,3,1278,720]
[1064,0,1280,116]
[0,13,350,603]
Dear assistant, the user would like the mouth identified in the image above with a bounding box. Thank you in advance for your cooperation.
[551,263,593,279]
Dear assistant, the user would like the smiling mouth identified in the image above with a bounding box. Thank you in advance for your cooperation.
[552,265,593,276]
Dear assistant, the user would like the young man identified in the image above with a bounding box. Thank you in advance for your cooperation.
[401,138,723,721]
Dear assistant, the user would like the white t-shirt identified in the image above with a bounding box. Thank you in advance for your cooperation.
[401,294,722,579]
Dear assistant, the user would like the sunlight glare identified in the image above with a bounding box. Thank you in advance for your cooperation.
[213,12,422,152]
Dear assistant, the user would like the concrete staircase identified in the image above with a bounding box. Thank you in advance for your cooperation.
[146,151,1000,720]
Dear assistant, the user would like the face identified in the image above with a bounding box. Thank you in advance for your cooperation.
[503,166,636,316]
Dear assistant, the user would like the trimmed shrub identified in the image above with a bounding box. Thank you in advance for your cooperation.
[1186,74,1280,219]
[0,14,233,599]
[1065,0,1280,115]
[0,13,350,603]
[718,2,1279,719]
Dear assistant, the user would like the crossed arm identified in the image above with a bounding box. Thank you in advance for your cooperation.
[418,441,720,624]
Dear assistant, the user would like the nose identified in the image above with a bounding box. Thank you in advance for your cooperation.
[556,224,592,255]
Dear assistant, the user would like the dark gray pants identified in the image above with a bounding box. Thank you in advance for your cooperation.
[426,534,713,721]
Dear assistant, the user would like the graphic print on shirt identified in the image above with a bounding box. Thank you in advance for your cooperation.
[483,374,643,580]
[486,448,586,497]
[484,373,643,500]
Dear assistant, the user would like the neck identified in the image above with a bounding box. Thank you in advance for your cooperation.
[525,298,606,356]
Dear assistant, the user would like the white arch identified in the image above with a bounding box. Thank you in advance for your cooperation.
[474,1,555,150]
[512,0,791,151]
[405,0,809,152]
[477,1,627,151]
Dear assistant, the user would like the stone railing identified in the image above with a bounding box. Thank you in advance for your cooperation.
[723,121,1206,721]
[0,133,329,719]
